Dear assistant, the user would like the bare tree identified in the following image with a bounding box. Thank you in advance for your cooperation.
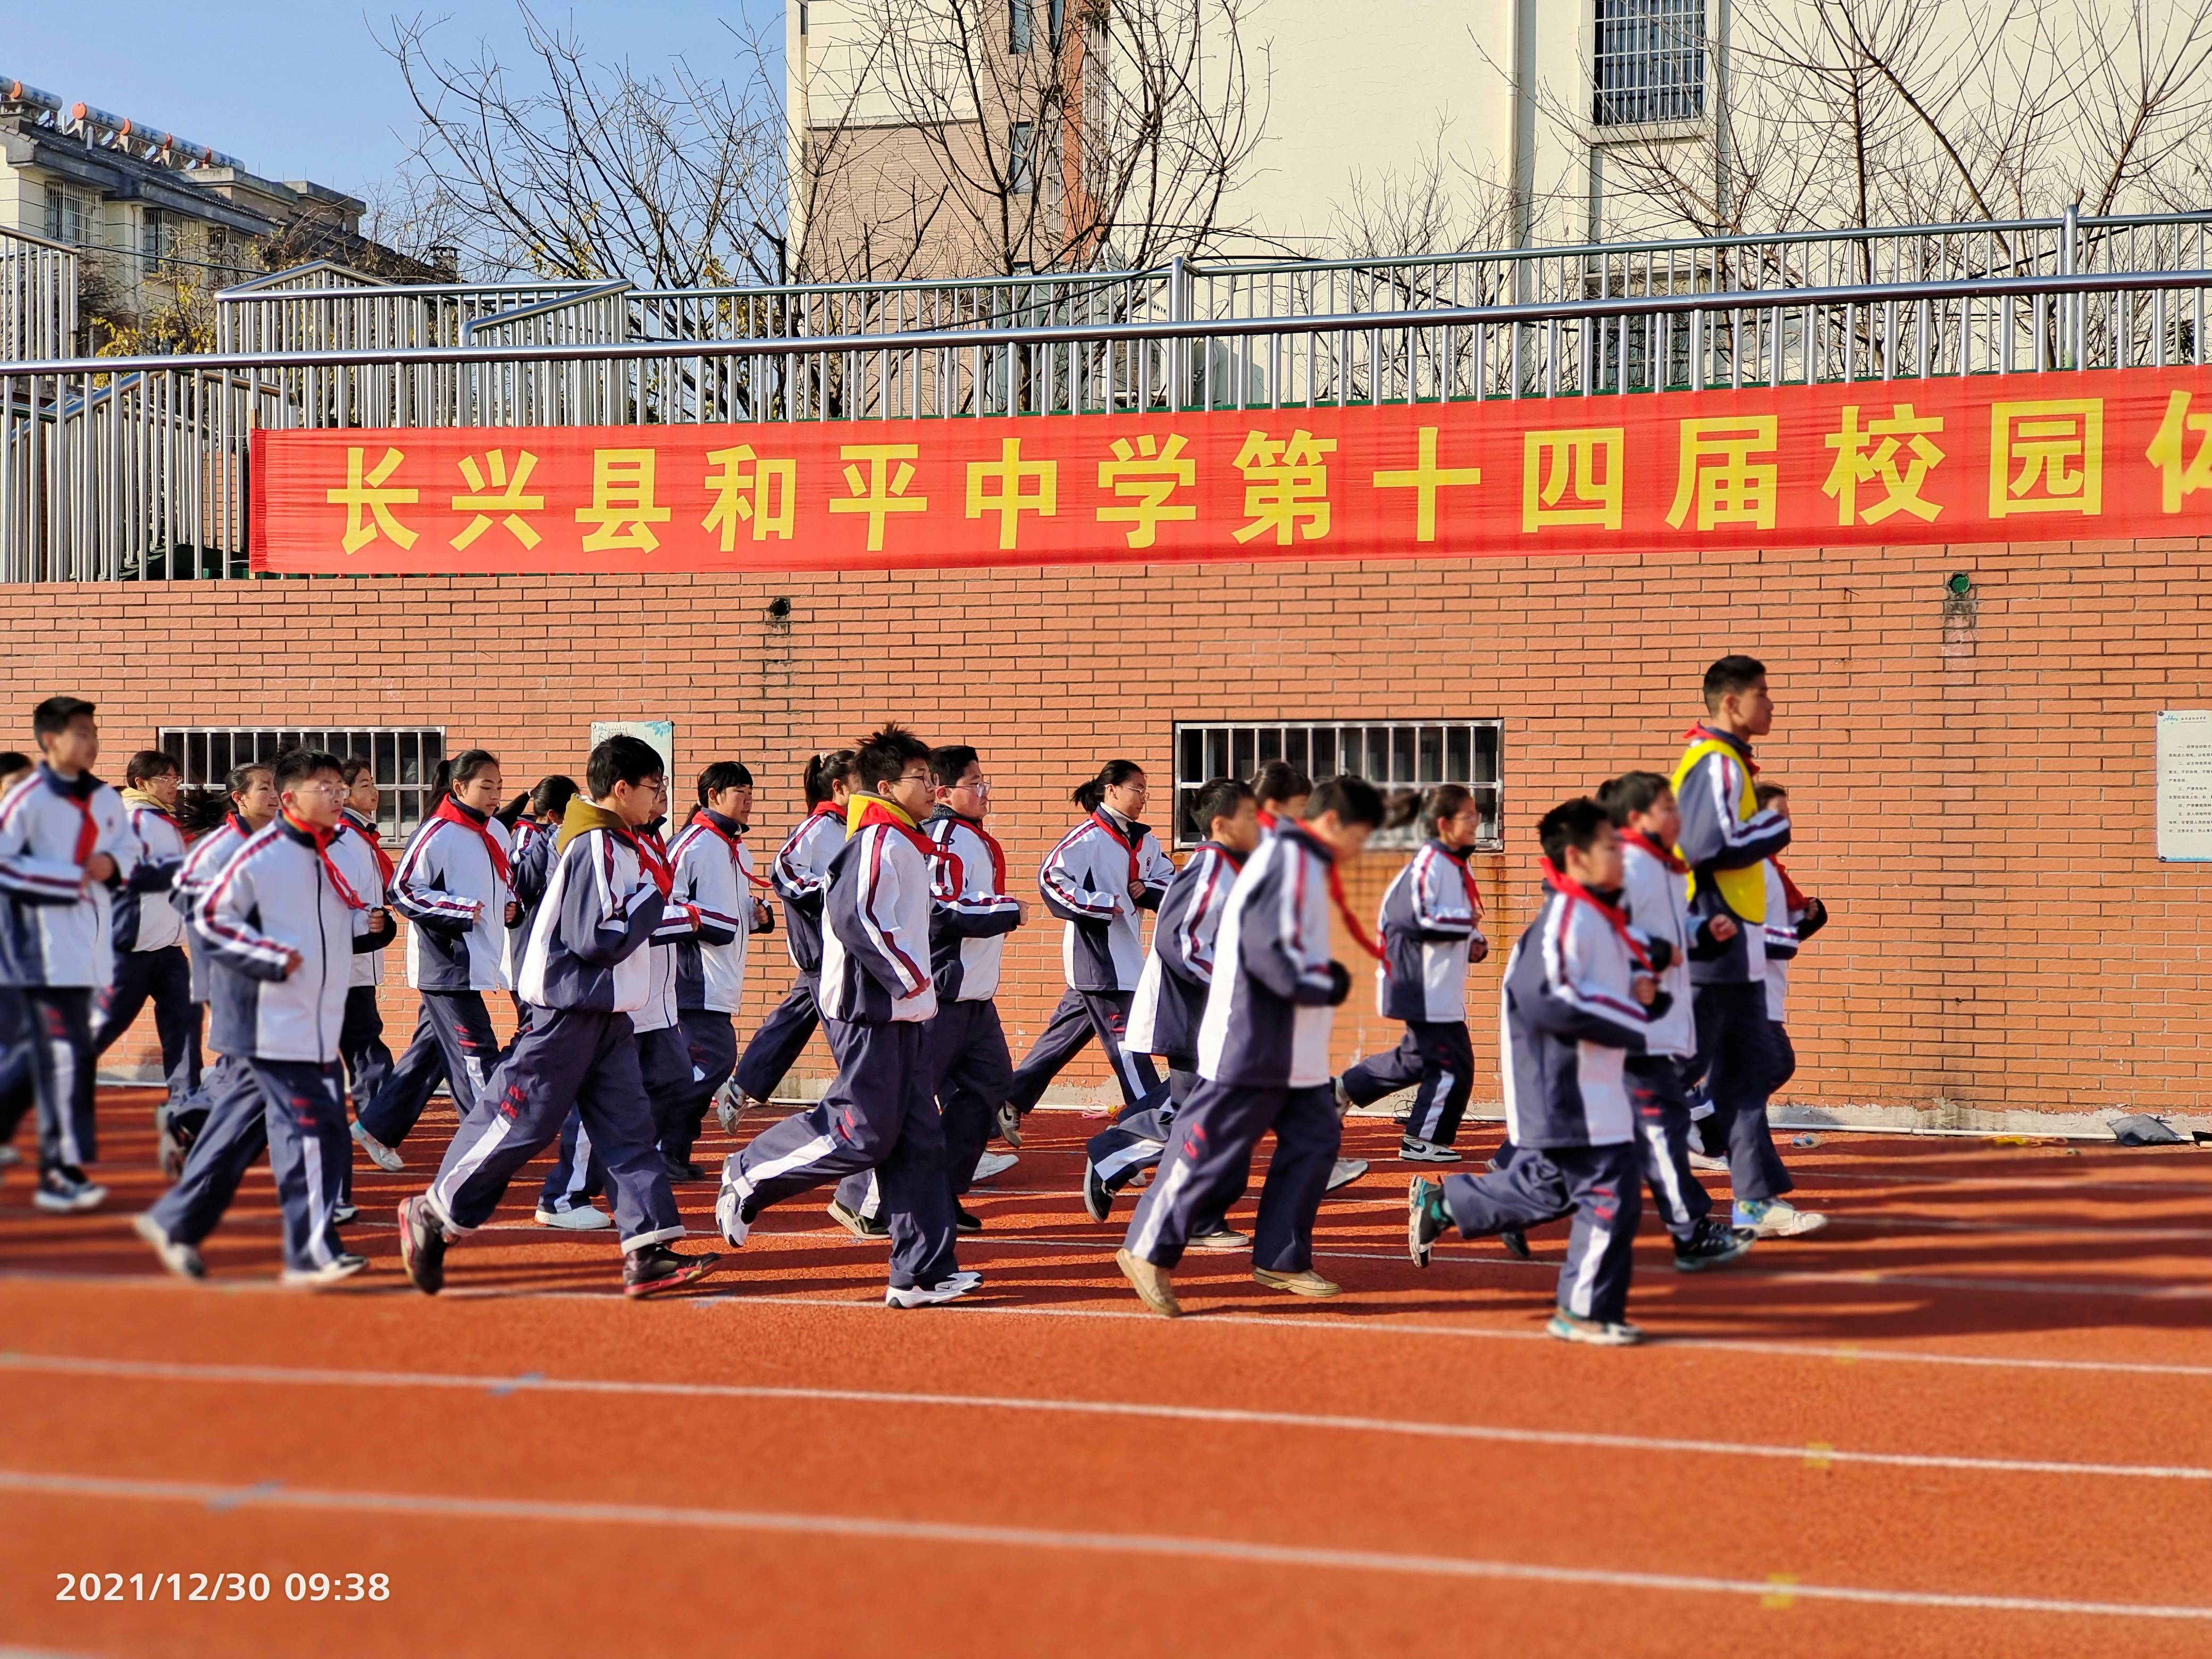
[798,0,1270,282]
[378,3,789,287]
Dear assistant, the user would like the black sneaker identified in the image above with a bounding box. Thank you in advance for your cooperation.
[623,1245,720,1298]
[1081,1160,1112,1224]
[1499,1228,1531,1261]
[1407,1177,1448,1267]
[995,1101,1023,1148]
[33,1164,106,1213]
[397,1195,447,1295]
[661,1154,708,1183]
[1673,1216,1755,1272]
[954,1204,983,1234]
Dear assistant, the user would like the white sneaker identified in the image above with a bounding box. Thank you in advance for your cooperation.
[534,1204,611,1231]
[0,1144,21,1167]
[33,1165,106,1212]
[280,1254,370,1288]
[132,1212,207,1281]
[715,1083,762,1137]
[1400,1137,1462,1163]
[1687,1150,1728,1173]
[715,1164,750,1246]
[1333,1076,1355,1116]
[885,1269,983,1308]
[1733,1198,1829,1238]
[1325,1156,1368,1192]
[351,1121,404,1173]
[331,1201,358,1226]
[971,1151,1018,1183]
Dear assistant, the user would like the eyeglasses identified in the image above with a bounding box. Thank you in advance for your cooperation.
[894,770,933,785]
[294,782,348,801]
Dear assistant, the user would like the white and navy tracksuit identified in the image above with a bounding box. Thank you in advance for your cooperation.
[1091,839,1245,1196]
[665,809,771,1160]
[333,807,396,1119]
[1760,860,1822,1098]
[89,791,198,1108]
[840,806,1025,1218]
[1339,839,1487,1144]
[1443,876,1653,1326]
[722,797,959,1291]
[147,813,391,1270]
[733,804,844,1103]
[0,765,141,1175]
[1121,823,1346,1273]
[1619,831,1712,1242]
[423,802,685,1252]
[1007,807,1175,1115]
[501,816,553,1026]
[1676,727,1794,1202]
[169,811,255,1141]
[358,798,512,1147]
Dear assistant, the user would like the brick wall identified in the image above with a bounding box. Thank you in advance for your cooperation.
[13,533,2207,1116]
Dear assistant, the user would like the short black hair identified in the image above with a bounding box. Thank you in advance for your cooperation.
[803,749,857,808]
[697,761,755,806]
[1596,771,1673,827]
[1421,784,1474,837]
[1192,776,1254,837]
[1753,781,1789,809]
[1303,775,1385,830]
[32,696,94,740]
[1251,760,1312,809]
[0,750,31,778]
[531,774,580,818]
[931,745,980,790]
[854,724,932,791]
[588,735,665,800]
[125,749,178,787]
[1703,655,1767,713]
[1538,797,1612,866]
[273,747,345,794]
[226,761,273,798]
[341,754,375,786]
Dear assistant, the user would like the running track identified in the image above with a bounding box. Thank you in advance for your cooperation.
[4,1089,2211,1658]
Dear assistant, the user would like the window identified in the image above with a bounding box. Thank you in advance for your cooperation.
[141,208,183,278]
[157,726,447,842]
[1009,0,1031,53]
[1048,0,1065,45]
[1171,720,1504,850]
[1593,0,1705,126]
[1009,121,1037,194]
[42,181,99,247]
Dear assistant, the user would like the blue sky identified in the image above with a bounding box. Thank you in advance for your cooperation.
[6,2,783,200]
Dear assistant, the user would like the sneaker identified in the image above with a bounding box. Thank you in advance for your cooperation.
[1325,1156,1368,1193]
[1499,1228,1532,1261]
[1548,1309,1643,1346]
[660,1154,708,1183]
[281,1254,369,1289]
[351,1121,404,1174]
[995,1101,1023,1149]
[1186,1222,1249,1252]
[131,1212,206,1281]
[0,1143,20,1168]
[826,1198,889,1239]
[1080,1160,1112,1224]
[534,1203,611,1231]
[397,1195,447,1295]
[1115,1247,1180,1318]
[154,1104,189,1178]
[1672,1216,1755,1271]
[33,1165,106,1213]
[331,1201,358,1227]
[954,1204,983,1234]
[713,1083,755,1137]
[1401,1136,1462,1163]
[1332,1076,1356,1116]
[1407,1177,1449,1267]
[1687,1150,1729,1173]
[1254,1266,1340,1298]
[1733,1197,1829,1238]
[971,1150,1018,1183]
[886,1269,983,1309]
[714,1169,750,1247]
[623,1245,720,1298]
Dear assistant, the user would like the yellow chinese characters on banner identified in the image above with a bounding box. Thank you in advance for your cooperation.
[1989,399,2101,517]
[1522,428,1624,531]
[1666,418,1778,531]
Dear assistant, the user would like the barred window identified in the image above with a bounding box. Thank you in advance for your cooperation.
[157,726,446,841]
[1593,0,1705,126]
[1172,721,1503,850]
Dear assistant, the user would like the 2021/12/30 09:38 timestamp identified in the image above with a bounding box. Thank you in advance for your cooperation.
[57,1572,390,1603]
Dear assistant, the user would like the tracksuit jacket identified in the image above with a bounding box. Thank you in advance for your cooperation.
[1195,822,1340,1089]
[770,805,847,974]
[818,796,937,1026]
[1673,726,1791,984]
[389,798,514,993]
[113,791,186,954]
[0,765,143,989]
[671,809,767,1013]
[513,800,668,1013]
[1618,834,1696,1061]
[174,814,253,1004]
[1038,807,1174,993]
[1376,839,1486,1023]
[1498,877,1656,1150]
[923,807,1023,1002]
[631,821,705,1037]
[1124,840,1243,1060]
[338,808,393,991]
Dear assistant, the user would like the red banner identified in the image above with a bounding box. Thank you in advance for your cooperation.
[251,367,2212,574]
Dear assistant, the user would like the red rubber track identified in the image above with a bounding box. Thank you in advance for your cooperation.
[4,1088,2211,1658]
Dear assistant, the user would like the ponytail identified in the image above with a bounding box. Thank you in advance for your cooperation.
[435,749,499,801]
[493,791,532,829]
[803,748,858,809]
[1074,758,1144,815]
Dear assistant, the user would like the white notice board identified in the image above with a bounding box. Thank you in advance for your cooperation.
[2156,710,2212,860]
[590,720,675,783]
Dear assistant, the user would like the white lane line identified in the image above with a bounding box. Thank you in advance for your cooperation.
[6,1268,2212,1381]
[3,1348,2203,1485]
[2,1466,2207,1621]
[1810,1170,2212,1198]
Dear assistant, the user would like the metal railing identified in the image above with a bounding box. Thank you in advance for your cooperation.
[1,225,79,362]
[6,264,2210,581]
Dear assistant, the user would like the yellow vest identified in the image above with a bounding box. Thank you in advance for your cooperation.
[1670,737,1766,923]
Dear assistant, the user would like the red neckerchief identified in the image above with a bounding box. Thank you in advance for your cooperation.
[433,794,512,885]
[286,809,368,910]
[1090,808,1144,885]
[1620,827,1688,875]
[1683,722,1760,776]
[635,824,676,898]
[689,809,775,890]
[1540,859,1650,969]
[1434,839,1485,917]
[1256,808,1279,833]
[941,808,1009,891]
[1774,858,1808,913]
[46,769,100,866]
[1310,838,1387,968]
[344,808,396,886]
[853,798,933,858]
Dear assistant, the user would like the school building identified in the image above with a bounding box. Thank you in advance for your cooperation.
[5,216,2211,1129]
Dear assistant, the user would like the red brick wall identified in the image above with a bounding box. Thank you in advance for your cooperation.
[14,534,2207,1116]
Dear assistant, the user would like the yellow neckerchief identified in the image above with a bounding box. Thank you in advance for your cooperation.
[556,795,632,855]
[844,792,918,834]
[120,786,173,816]
[1670,730,1766,923]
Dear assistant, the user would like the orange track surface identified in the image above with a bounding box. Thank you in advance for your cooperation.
[5,1087,2212,1658]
